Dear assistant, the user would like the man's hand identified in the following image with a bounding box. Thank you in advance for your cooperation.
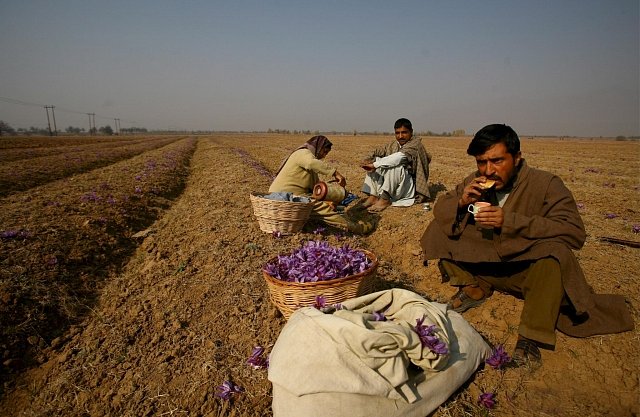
[361,163,375,172]
[458,178,486,208]
[473,206,504,228]
[334,171,347,187]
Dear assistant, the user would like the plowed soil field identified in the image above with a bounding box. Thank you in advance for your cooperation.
[1,133,638,417]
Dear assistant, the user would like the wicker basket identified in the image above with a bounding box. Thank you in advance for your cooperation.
[262,249,378,320]
[250,192,314,234]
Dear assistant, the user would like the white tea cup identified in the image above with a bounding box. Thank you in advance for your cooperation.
[467,201,491,214]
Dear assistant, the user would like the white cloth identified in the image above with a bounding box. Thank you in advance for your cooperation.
[269,289,491,417]
[373,151,407,169]
[362,155,415,207]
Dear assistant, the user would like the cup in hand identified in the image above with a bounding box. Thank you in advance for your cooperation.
[467,201,491,215]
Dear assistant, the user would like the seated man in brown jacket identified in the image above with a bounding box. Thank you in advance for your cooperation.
[420,124,633,365]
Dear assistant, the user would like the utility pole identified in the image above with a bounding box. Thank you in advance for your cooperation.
[45,106,52,136]
[86,113,92,135]
[87,113,96,135]
[50,105,58,136]
[116,118,121,135]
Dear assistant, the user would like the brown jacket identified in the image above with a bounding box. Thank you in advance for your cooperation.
[420,161,634,337]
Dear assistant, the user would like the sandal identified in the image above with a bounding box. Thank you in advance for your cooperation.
[513,337,542,366]
[447,289,486,313]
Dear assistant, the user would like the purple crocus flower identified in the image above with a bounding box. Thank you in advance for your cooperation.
[485,345,511,369]
[478,392,496,409]
[373,311,387,321]
[313,295,326,309]
[605,213,617,219]
[576,202,585,210]
[633,224,640,234]
[0,229,31,239]
[414,315,449,355]
[246,346,269,370]
[313,226,326,235]
[272,231,282,239]
[215,380,245,400]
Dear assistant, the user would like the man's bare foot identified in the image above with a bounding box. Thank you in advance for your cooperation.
[361,195,379,208]
[367,198,391,213]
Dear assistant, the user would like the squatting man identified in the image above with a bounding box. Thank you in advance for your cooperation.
[420,123,634,365]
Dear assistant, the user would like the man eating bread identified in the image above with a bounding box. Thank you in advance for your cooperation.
[419,123,634,366]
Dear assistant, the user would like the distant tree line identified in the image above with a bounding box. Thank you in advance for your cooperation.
[0,120,150,136]
[2,120,638,139]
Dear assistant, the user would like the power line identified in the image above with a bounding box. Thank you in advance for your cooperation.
[0,95,137,126]
[0,96,45,108]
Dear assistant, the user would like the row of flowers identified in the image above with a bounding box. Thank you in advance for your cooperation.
[0,137,197,372]
[0,136,182,197]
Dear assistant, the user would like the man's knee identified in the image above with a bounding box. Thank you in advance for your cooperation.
[531,257,561,277]
[438,259,476,286]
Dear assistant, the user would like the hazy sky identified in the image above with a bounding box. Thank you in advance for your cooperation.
[1,0,638,136]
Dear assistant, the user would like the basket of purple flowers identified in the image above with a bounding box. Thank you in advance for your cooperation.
[262,240,378,320]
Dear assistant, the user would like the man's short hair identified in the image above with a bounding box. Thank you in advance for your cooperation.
[467,124,520,157]
[394,118,413,132]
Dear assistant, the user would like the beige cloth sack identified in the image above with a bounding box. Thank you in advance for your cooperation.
[269,289,490,417]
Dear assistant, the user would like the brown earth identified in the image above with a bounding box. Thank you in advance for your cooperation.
[1,134,638,416]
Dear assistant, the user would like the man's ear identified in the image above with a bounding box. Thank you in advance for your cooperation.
[514,151,522,166]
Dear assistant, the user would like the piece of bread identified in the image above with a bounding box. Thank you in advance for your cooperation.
[479,179,496,189]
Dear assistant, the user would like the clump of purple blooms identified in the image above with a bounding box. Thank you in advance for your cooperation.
[215,380,245,401]
[80,191,102,203]
[233,148,274,180]
[478,392,496,409]
[413,315,448,355]
[1,229,31,239]
[246,346,269,370]
[604,213,618,219]
[633,224,640,234]
[263,240,372,283]
[485,345,511,369]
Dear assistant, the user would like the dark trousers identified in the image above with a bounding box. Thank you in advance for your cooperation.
[439,258,564,346]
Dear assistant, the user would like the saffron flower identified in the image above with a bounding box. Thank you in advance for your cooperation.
[576,202,585,210]
[605,213,617,219]
[313,226,326,235]
[216,380,245,401]
[414,315,448,355]
[313,295,326,309]
[0,229,31,239]
[478,392,496,409]
[373,311,387,321]
[246,346,269,370]
[633,224,640,234]
[272,231,282,239]
[485,345,511,369]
